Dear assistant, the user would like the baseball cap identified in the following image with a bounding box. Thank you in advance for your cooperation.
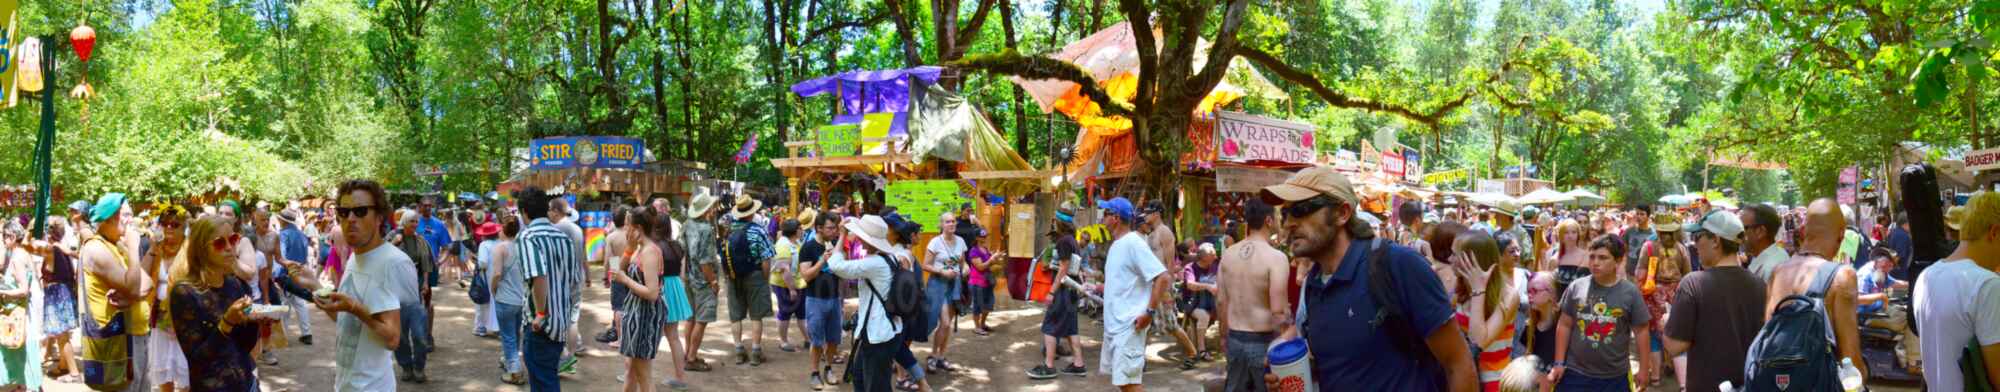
[68,200,91,213]
[1689,210,1744,242]
[1098,197,1138,222]
[1141,200,1165,216]
[89,193,127,223]
[1259,165,1358,206]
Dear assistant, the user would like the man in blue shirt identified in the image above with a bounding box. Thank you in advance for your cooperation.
[418,199,453,287]
[276,209,317,345]
[1259,166,1477,392]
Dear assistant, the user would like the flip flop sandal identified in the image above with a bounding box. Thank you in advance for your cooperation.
[896,378,921,392]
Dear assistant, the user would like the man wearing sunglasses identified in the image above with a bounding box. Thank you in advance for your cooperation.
[1258,166,1477,392]
[315,179,413,392]
[1664,210,1766,392]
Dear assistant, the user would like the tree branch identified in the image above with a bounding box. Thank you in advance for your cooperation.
[1121,0,1157,116]
[947,51,1137,117]
[800,7,889,46]
[1185,0,1249,100]
[951,0,1000,51]
[1234,46,1444,125]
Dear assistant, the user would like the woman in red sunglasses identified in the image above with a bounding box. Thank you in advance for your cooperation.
[164,215,261,391]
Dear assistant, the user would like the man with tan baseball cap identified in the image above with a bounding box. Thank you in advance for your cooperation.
[1256,166,1477,392]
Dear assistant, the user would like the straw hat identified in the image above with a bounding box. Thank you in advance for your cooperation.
[1651,213,1682,232]
[686,194,719,218]
[729,195,763,220]
[797,208,820,226]
[844,215,895,253]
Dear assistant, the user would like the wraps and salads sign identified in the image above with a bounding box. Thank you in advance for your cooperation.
[1215,111,1316,165]
[530,136,646,170]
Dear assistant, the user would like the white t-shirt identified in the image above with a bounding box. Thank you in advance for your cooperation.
[1914,259,2000,389]
[1103,231,1164,334]
[925,235,968,277]
[334,244,419,392]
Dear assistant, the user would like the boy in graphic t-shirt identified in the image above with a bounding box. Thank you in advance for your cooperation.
[1547,235,1653,391]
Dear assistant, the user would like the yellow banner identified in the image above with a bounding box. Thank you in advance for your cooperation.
[1422,168,1469,185]
[1,0,17,107]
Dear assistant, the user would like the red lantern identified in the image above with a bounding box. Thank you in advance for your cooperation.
[70,24,96,62]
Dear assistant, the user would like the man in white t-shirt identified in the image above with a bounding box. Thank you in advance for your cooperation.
[315,180,410,392]
[1096,197,1169,391]
[1916,191,2000,391]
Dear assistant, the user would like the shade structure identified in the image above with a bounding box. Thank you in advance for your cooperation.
[1565,188,1606,202]
[1518,188,1574,205]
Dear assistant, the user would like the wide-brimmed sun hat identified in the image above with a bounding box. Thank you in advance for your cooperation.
[844,215,895,253]
[729,195,763,220]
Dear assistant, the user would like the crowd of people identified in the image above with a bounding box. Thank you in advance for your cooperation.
[0,166,1994,392]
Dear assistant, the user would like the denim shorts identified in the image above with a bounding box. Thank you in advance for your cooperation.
[804,296,844,346]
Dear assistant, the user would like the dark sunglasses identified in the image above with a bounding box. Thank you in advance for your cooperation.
[1282,196,1336,219]
[336,206,377,219]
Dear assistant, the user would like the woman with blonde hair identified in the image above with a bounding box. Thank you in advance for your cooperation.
[145,205,192,392]
[0,221,43,392]
[166,215,262,391]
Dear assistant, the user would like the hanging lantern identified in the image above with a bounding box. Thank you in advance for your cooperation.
[14,37,42,93]
[70,24,96,62]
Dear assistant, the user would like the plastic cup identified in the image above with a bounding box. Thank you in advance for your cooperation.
[1268,338,1316,392]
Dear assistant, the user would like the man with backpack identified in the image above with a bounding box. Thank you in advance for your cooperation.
[1258,166,1478,391]
[1915,191,2000,391]
[1096,197,1171,391]
[1750,198,1867,388]
[725,195,777,366]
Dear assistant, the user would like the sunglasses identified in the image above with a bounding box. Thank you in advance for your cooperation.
[336,206,376,219]
[1282,196,1336,219]
[213,233,241,250]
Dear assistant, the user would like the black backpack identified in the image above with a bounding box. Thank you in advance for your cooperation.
[727,224,758,278]
[879,253,924,321]
[1742,262,1844,392]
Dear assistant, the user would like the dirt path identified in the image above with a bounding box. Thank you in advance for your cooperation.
[43,265,1228,391]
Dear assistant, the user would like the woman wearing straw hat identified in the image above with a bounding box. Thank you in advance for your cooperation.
[826,215,905,392]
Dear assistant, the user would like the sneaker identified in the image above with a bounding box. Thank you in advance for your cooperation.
[1179,357,1198,370]
[1026,366,1059,380]
[595,329,619,344]
[260,352,280,366]
[664,380,691,391]
[559,356,579,375]
[751,347,766,366]
[411,369,429,383]
[810,372,825,391]
[735,345,750,365]
[1061,364,1088,377]
[300,335,314,345]
[779,342,798,353]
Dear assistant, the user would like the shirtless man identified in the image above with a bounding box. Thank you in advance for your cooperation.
[1139,201,1200,368]
[1215,199,1290,392]
[596,208,633,345]
[1765,198,1866,379]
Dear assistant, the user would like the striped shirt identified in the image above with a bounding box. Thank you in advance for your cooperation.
[517,218,582,341]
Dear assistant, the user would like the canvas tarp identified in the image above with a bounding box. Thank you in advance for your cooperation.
[792,66,945,137]
[907,84,1041,197]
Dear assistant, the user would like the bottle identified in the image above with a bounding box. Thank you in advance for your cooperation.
[1839,358,1864,392]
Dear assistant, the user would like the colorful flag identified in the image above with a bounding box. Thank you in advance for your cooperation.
[735,133,760,164]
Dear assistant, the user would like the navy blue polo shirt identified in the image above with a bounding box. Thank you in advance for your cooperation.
[1296,238,1455,391]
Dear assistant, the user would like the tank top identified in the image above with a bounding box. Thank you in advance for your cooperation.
[659,240,684,278]
[84,237,151,336]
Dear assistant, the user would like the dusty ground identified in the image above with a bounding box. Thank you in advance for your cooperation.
[44,266,1223,392]
[38,264,1925,392]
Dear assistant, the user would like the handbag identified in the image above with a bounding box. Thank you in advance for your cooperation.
[0,260,22,349]
[468,267,491,305]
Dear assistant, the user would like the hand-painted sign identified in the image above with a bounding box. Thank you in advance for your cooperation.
[1216,111,1316,164]
[530,136,646,170]
[1381,150,1405,178]
[1216,166,1294,193]
[0,0,18,106]
[1967,147,2000,172]
[1423,169,1468,186]
[818,124,860,157]
[886,180,967,233]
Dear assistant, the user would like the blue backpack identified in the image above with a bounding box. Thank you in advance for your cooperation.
[1741,262,1844,392]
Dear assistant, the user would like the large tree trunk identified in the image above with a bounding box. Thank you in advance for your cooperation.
[887,0,924,67]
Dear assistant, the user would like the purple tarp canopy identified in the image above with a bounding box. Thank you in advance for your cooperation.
[791,67,943,137]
